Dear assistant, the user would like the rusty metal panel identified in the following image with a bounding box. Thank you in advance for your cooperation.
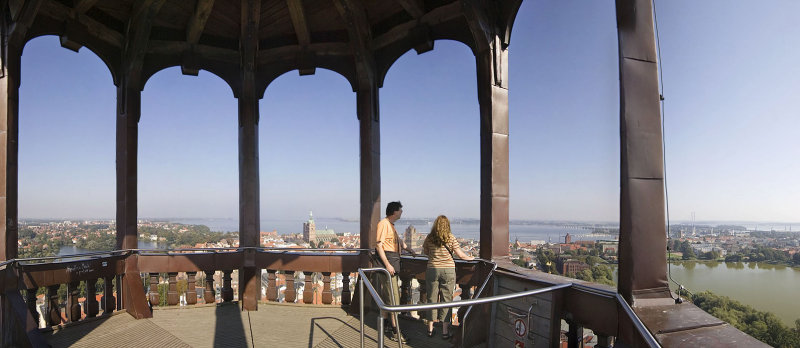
[616,0,657,62]
[620,58,663,179]
[620,178,668,295]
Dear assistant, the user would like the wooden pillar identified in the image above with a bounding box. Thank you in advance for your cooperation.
[148,273,159,306]
[204,271,216,304]
[238,0,262,312]
[67,281,80,323]
[45,285,60,327]
[341,272,351,305]
[266,270,278,301]
[303,272,314,304]
[615,0,669,304]
[284,271,296,303]
[0,35,21,262]
[221,270,233,302]
[115,82,139,252]
[167,272,178,306]
[85,279,98,318]
[25,289,38,325]
[186,272,197,305]
[102,276,115,314]
[321,272,332,305]
[357,80,381,251]
[475,39,510,260]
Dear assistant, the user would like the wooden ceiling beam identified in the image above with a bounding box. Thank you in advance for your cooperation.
[371,1,460,50]
[39,0,123,47]
[72,0,97,15]
[123,0,166,87]
[8,0,43,46]
[286,0,310,47]
[186,0,214,45]
[332,0,373,84]
[394,0,424,19]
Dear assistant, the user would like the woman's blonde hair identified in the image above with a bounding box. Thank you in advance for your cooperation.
[426,215,452,247]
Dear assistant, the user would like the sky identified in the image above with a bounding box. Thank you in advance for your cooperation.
[16,1,800,223]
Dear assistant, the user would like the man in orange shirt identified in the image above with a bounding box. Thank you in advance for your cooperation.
[375,201,415,342]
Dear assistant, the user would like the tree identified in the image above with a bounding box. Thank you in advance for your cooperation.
[682,247,696,260]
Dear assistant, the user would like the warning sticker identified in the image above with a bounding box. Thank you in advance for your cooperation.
[514,318,527,337]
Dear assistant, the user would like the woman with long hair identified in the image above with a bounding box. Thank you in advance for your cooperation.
[422,215,474,339]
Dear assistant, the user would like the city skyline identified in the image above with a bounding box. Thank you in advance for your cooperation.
[17,0,800,222]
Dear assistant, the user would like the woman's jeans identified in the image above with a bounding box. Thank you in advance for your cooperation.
[425,267,456,322]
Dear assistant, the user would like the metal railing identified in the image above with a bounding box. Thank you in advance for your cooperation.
[357,267,662,348]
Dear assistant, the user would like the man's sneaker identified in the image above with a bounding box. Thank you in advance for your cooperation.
[387,330,408,343]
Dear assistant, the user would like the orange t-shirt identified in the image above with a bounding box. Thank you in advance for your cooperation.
[376,218,399,252]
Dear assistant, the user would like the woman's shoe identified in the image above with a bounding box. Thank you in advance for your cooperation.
[427,328,436,338]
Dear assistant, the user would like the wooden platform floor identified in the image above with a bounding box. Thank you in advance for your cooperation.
[42,303,454,348]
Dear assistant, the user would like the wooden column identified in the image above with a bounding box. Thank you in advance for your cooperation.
[321,272,332,305]
[115,82,139,251]
[86,279,98,318]
[238,0,262,312]
[0,35,20,262]
[266,270,278,301]
[148,273,159,306]
[615,0,669,304]
[45,285,60,327]
[67,281,80,323]
[341,272,351,305]
[203,271,216,304]
[25,289,38,325]
[186,272,197,305]
[284,271,296,303]
[102,276,115,314]
[167,272,178,306]
[357,81,381,251]
[475,39,510,261]
[303,272,314,304]
[221,270,233,302]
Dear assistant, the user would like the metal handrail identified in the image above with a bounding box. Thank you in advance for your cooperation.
[358,267,661,348]
[460,261,498,345]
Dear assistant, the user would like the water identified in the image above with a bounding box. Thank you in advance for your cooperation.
[170,218,614,243]
[666,261,800,327]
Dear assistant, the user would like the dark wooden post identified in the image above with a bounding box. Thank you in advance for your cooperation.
[86,279,98,318]
[149,273,159,306]
[399,275,411,305]
[567,320,584,348]
[615,0,670,304]
[321,272,332,305]
[341,273,351,305]
[46,285,60,327]
[186,272,197,305]
[284,271,296,303]
[357,81,381,252]
[25,289,39,325]
[67,281,81,323]
[167,272,178,305]
[303,272,314,304]
[204,271,216,304]
[266,270,278,302]
[102,276,115,314]
[0,17,24,262]
[221,270,233,302]
[238,0,262,312]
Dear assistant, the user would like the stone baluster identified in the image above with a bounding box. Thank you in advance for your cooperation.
[86,279,98,318]
[26,288,39,325]
[321,272,332,304]
[567,320,583,348]
[399,275,412,304]
[67,281,81,323]
[266,270,277,302]
[284,271,296,303]
[186,272,197,305]
[102,276,116,314]
[46,285,61,326]
[221,270,233,302]
[459,283,473,300]
[595,335,613,348]
[303,272,314,304]
[167,272,178,305]
[149,273,159,306]
[341,273,351,305]
[116,275,123,310]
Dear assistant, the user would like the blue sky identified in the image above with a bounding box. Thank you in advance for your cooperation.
[16,1,800,223]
